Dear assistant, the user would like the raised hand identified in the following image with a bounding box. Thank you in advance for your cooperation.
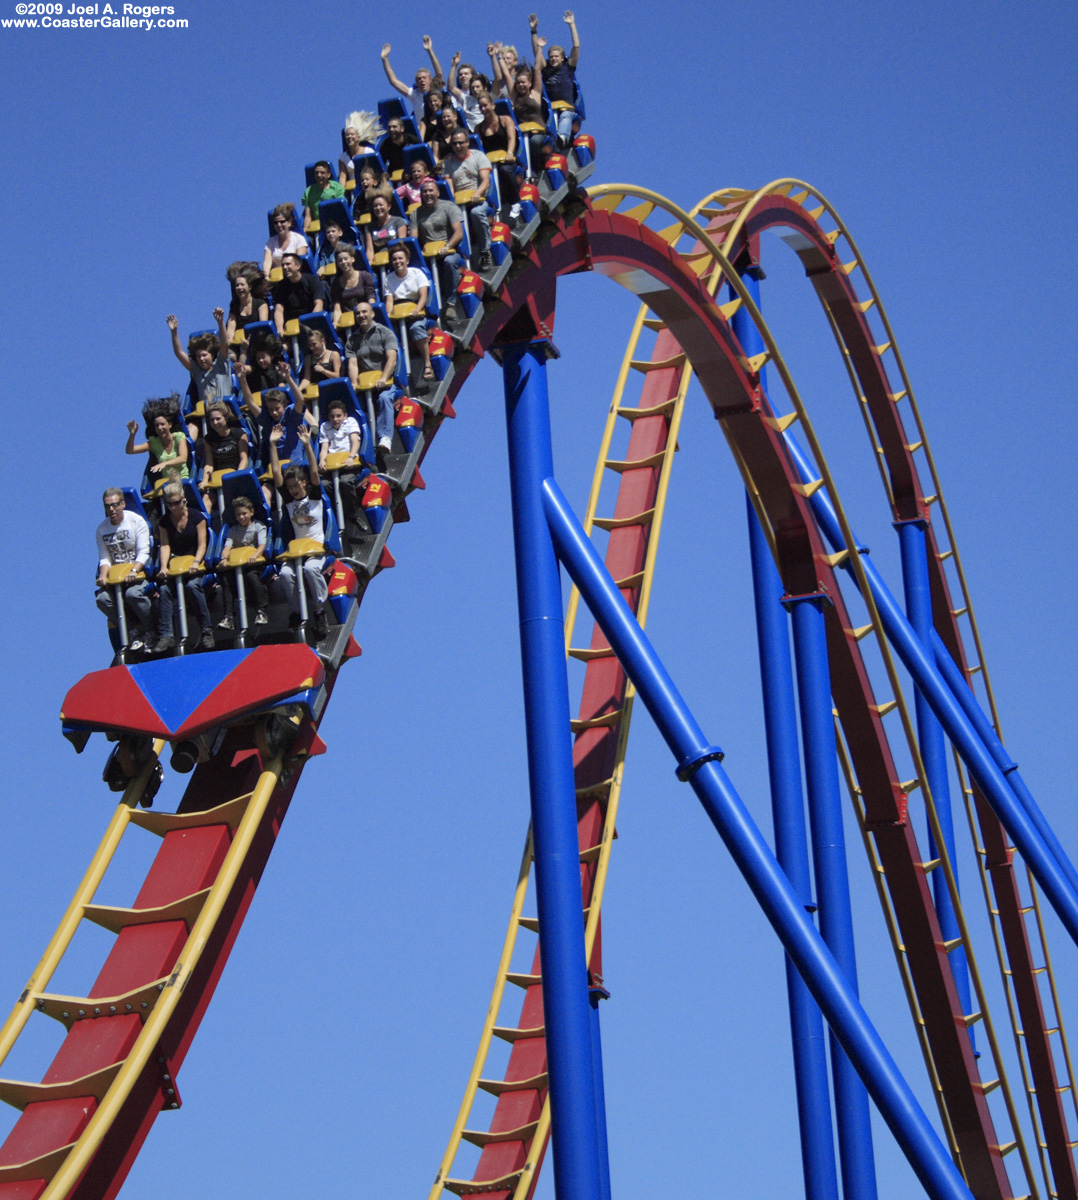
[212,306,225,323]
[269,424,284,444]
[564,9,575,23]
[422,34,432,50]
[380,42,391,58]
[127,419,139,435]
[537,36,547,47]
[166,314,178,331]
[297,424,311,446]
[529,13,538,30]
[451,50,461,65]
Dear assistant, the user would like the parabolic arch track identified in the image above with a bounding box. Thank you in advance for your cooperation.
[0,179,1073,1200]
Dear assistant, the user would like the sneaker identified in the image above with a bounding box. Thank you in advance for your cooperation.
[311,609,330,641]
[377,436,393,455]
[151,634,175,654]
[127,637,146,653]
[478,250,494,272]
[200,629,215,650]
[288,612,303,629]
[217,615,234,630]
[509,203,522,222]
[254,609,268,625]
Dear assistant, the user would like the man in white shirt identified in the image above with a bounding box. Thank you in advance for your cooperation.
[95,488,153,652]
[380,39,440,127]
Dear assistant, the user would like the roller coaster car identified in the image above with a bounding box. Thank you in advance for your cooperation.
[60,644,328,762]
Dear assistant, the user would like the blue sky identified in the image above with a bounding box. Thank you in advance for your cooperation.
[0,2,1075,1196]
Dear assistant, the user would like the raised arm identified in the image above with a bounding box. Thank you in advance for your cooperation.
[213,307,229,360]
[280,359,305,409]
[167,314,192,371]
[380,43,409,97]
[422,35,444,82]
[529,13,545,70]
[298,424,320,489]
[237,360,259,415]
[125,418,149,456]
[448,51,462,98]
[564,10,580,67]
[488,41,505,94]
[268,425,285,489]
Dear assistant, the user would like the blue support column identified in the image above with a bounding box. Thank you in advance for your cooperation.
[896,520,974,1040]
[929,629,1078,900]
[588,987,613,1200]
[788,593,878,1200]
[541,475,975,1200]
[501,340,608,1200]
[747,498,840,1200]
[779,432,1078,945]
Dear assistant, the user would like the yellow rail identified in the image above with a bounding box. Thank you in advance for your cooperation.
[0,742,165,1072]
[39,743,290,1199]
[583,183,1040,1195]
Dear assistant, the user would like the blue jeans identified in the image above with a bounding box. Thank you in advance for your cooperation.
[374,385,400,444]
[554,109,575,147]
[96,579,152,637]
[465,199,491,255]
[157,575,211,636]
[435,251,463,300]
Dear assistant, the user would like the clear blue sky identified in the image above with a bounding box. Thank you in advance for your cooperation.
[0,2,1075,1197]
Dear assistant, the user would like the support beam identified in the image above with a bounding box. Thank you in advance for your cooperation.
[747,499,840,1200]
[501,340,609,1200]
[789,592,878,1200]
[541,475,975,1200]
[782,433,1078,945]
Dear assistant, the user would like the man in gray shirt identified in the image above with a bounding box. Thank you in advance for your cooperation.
[410,177,466,301]
[345,301,400,454]
[441,131,493,271]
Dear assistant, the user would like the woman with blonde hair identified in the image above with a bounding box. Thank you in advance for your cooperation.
[338,110,383,186]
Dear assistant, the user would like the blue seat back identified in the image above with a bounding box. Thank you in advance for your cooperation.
[266,208,302,238]
[318,379,375,466]
[317,199,359,244]
[304,160,336,190]
[402,144,437,177]
[298,312,344,358]
[352,151,388,180]
[377,96,408,124]
[221,469,271,529]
